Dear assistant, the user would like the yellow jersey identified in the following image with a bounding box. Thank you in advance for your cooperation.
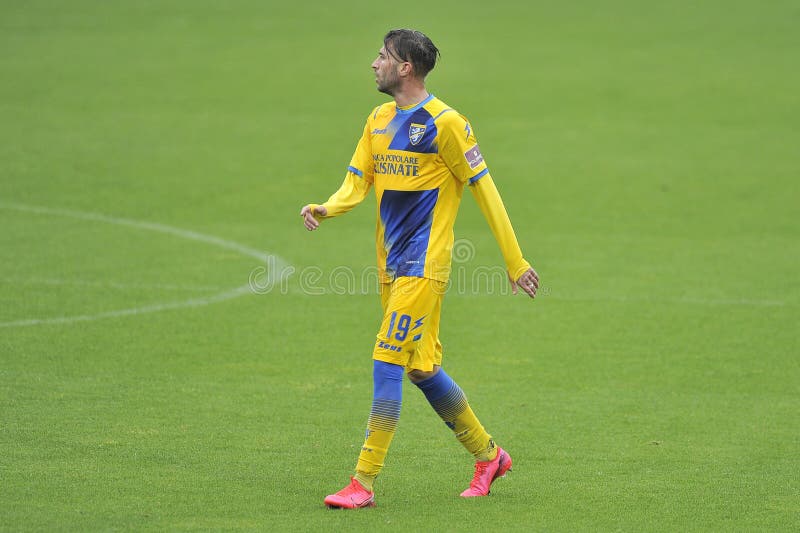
[318,94,529,284]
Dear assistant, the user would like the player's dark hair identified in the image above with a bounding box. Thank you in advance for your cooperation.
[383,29,440,78]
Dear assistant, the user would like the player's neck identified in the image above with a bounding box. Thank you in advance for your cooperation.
[393,83,429,109]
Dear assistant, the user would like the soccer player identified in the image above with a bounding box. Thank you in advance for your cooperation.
[300,29,540,509]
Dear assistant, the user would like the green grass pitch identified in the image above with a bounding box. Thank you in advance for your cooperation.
[1,1,798,530]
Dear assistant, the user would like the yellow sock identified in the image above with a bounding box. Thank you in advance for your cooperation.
[353,361,404,491]
[353,471,376,492]
[415,369,498,461]
[355,410,398,490]
[451,406,497,462]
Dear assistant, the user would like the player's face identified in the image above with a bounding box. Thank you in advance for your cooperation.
[372,46,401,96]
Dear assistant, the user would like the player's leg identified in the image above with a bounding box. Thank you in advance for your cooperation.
[410,366,498,461]
[411,367,512,496]
[408,291,512,496]
[323,358,404,509]
[353,359,403,491]
[325,278,440,508]
[359,277,442,485]
[408,290,497,461]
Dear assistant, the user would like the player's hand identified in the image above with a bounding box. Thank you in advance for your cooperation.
[509,267,540,298]
[300,204,327,231]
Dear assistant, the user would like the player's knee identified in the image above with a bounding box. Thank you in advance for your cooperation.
[407,366,440,383]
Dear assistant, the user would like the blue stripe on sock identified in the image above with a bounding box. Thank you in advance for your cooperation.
[414,368,455,402]
[414,369,468,423]
[370,398,402,420]
[373,360,404,401]
[367,398,401,431]
[366,361,404,436]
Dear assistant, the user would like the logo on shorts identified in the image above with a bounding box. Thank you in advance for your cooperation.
[465,144,484,169]
[409,123,426,145]
[378,340,403,353]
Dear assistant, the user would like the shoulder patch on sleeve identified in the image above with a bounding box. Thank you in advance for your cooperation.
[464,144,484,169]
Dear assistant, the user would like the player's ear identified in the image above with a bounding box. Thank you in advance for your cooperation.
[398,61,413,78]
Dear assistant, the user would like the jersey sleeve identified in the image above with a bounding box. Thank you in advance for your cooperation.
[436,111,489,185]
[347,113,375,184]
[314,111,376,219]
[317,172,371,218]
[469,174,531,280]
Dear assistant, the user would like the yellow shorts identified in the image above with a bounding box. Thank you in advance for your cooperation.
[373,276,447,372]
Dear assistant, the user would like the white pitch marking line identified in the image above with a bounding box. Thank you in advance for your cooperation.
[0,202,273,262]
[0,285,253,328]
[0,202,290,328]
[0,277,224,293]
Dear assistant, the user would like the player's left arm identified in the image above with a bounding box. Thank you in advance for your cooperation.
[437,111,539,298]
[469,176,539,298]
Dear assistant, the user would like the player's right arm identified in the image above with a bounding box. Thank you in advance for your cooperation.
[301,115,374,231]
[301,171,372,230]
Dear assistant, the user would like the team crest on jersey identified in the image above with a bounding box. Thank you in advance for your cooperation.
[409,123,426,145]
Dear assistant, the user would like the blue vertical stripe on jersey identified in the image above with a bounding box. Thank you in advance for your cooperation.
[384,111,408,138]
[388,107,439,154]
[380,188,439,278]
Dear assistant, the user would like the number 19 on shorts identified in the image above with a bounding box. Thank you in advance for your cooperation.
[387,312,424,342]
